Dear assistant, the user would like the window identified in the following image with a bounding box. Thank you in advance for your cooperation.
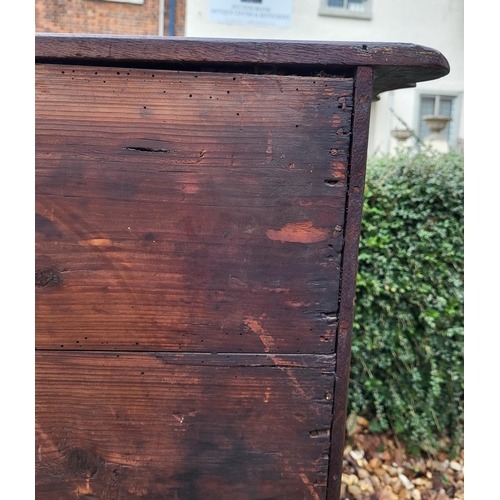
[319,0,372,19]
[418,95,457,142]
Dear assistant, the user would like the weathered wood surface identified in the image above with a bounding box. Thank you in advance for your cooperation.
[36,351,335,500]
[327,66,374,499]
[36,64,352,353]
[35,34,450,99]
[35,37,451,500]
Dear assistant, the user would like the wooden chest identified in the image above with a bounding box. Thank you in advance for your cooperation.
[35,35,449,500]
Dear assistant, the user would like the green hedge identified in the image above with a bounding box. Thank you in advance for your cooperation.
[349,149,464,456]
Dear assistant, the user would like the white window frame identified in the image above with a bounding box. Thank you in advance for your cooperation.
[319,0,372,20]
[100,0,144,5]
[414,90,463,146]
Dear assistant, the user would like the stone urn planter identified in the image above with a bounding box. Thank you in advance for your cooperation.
[391,129,412,141]
[422,114,451,134]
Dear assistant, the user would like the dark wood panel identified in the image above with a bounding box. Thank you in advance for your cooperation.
[36,351,335,500]
[34,37,453,500]
[327,67,374,500]
[34,34,450,99]
[36,65,352,352]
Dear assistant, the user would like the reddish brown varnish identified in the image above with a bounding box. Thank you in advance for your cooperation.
[35,35,450,500]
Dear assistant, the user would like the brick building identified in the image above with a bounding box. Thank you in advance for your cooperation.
[36,0,185,36]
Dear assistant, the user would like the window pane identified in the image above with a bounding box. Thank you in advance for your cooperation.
[327,0,345,8]
[439,97,454,140]
[439,97,453,117]
[419,97,436,138]
[347,0,365,12]
[421,96,435,116]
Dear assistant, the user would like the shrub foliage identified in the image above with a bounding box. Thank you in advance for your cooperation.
[349,149,464,455]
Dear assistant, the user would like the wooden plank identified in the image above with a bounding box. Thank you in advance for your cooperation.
[34,34,451,99]
[327,66,374,500]
[36,64,352,353]
[36,351,336,500]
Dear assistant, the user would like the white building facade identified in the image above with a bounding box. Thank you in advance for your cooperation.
[185,0,464,156]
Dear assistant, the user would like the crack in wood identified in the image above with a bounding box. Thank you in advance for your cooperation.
[124,147,171,153]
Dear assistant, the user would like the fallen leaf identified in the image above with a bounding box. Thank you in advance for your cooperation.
[394,448,403,466]
[432,471,443,491]
[357,434,382,460]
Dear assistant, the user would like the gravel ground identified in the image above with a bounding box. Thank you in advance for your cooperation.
[340,416,464,500]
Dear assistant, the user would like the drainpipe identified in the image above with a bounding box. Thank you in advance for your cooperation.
[158,0,165,36]
[169,0,176,36]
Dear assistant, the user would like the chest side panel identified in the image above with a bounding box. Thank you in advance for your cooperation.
[36,351,335,499]
[36,63,355,500]
[35,64,353,353]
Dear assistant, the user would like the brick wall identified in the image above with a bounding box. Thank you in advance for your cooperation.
[36,0,185,36]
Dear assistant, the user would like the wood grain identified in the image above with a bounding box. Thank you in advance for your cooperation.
[327,66,374,500]
[36,351,335,500]
[35,34,451,99]
[36,64,352,353]
[35,36,452,500]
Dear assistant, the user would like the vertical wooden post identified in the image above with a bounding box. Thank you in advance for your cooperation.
[327,65,374,500]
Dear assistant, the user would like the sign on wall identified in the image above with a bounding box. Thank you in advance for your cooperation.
[209,0,293,28]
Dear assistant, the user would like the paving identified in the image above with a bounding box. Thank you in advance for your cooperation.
[340,416,464,500]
